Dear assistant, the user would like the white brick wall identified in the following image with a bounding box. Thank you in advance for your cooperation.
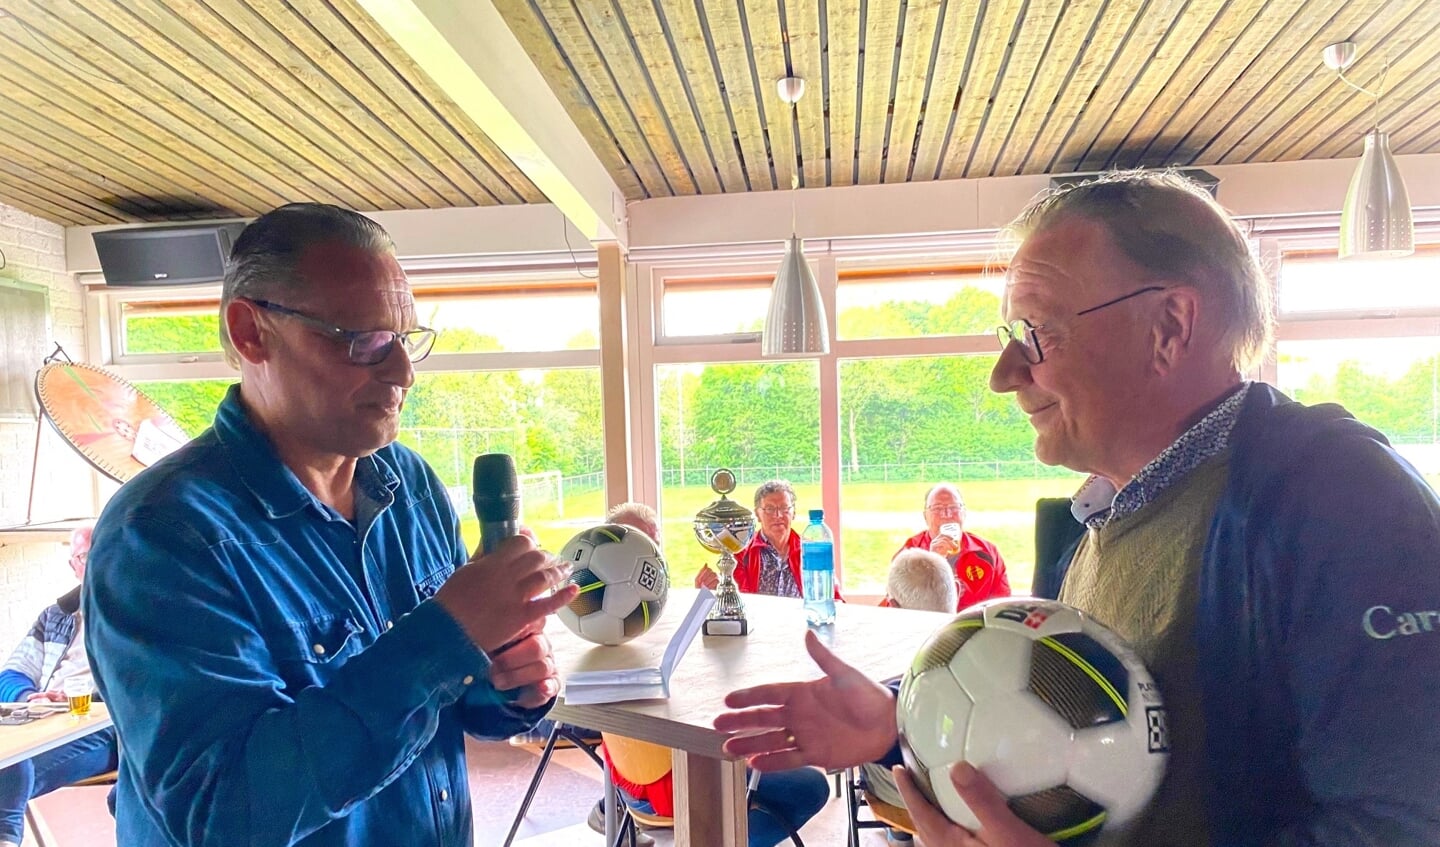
[0,202,89,649]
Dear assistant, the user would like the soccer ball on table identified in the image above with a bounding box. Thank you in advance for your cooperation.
[897,599,1167,843]
[556,523,669,645]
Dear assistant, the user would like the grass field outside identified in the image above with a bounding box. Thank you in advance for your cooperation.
[458,475,1085,597]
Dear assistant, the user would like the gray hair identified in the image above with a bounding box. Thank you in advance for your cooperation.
[924,484,964,508]
[219,203,395,367]
[607,502,661,544]
[1004,170,1272,373]
[753,479,797,511]
[887,549,958,612]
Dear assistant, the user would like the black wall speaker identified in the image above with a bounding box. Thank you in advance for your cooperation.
[93,222,248,287]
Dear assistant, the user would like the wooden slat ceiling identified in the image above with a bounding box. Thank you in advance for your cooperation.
[0,2,1435,227]
[0,0,544,226]
[494,0,1440,199]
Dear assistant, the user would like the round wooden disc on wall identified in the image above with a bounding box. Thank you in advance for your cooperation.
[34,361,188,484]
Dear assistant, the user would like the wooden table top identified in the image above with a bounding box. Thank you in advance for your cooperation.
[0,703,111,770]
[547,589,952,759]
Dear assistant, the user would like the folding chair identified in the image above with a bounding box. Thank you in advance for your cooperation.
[844,765,915,847]
[502,724,604,847]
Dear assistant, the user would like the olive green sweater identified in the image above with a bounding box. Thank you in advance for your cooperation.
[1060,452,1230,847]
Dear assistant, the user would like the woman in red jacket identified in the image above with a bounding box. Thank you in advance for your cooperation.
[694,479,818,597]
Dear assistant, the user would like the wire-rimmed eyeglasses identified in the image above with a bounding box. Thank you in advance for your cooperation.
[248,299,438,365]
[995,286,1169,365]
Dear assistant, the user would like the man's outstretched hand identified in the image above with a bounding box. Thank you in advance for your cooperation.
[713,629,898,771]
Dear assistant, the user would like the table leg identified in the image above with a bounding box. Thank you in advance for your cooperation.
[603,761,617,846]
[671,750,747,847]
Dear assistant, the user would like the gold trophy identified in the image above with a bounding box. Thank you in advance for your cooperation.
[694,468,754,636]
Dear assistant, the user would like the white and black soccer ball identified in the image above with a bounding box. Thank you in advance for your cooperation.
[897,599,1167,844]
[556,523,670,645]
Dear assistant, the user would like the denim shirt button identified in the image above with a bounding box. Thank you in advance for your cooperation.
[386,620,394,630]
[312,643,325,656]
[462,675,474,686]
[439,789,449,802]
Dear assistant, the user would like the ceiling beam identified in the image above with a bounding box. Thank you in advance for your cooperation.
[356,0,627,246]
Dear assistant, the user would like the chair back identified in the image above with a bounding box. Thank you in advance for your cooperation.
[1033,497,1085,600]
[601,733,672,785]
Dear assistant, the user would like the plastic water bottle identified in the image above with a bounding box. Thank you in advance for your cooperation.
[800,509,836,626]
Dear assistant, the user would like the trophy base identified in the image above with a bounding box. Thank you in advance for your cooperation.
[703,618,749,637]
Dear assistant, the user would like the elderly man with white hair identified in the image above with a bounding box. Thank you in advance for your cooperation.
[716,171,1440,846]
[0,523,119,847]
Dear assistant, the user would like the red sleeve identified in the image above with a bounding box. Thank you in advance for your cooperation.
[604,746,676,818]
[956,534,1010,606]
[732,543,760,594]
[895,530,930,561]
[991,543,1011,598]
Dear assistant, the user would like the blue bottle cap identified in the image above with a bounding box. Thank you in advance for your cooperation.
[809,509,824,521]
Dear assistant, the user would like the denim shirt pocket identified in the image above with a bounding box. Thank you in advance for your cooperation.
[414,569,448,601]
[274,615,365,673]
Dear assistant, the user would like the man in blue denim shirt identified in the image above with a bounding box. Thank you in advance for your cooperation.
[85,204,577,847]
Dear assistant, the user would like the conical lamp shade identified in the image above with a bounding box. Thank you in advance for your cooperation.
[762,235,829,356]
[1340,129,1414,259]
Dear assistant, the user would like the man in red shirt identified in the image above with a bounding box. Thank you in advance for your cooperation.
[894,483,1009,608]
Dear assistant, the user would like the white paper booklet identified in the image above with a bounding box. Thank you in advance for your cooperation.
[563,589,716,705]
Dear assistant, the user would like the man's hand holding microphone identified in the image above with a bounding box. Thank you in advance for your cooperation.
[433,454,576,709]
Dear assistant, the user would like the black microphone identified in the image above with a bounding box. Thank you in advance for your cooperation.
[472,453,521,555]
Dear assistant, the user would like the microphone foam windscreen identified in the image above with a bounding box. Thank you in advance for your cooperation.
[472,453,520,522]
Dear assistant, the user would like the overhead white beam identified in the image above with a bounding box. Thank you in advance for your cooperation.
[358,0,627,246]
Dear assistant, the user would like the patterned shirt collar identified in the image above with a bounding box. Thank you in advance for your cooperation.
[1072,383,1251,529]
[756,532,800,598]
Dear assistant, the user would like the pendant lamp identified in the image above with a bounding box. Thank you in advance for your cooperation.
[761,76,830,356]
[1324,42,1415,259]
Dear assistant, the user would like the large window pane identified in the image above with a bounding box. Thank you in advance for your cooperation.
[1276,337,1440,491]
[836,264,1005,340]
[419,285,598,353]
[122,300,222,356]
[660,276,772,337]
[656,361,820,585]
[136,378,234,437]
[1279,248,1440,315]
[400,368,605,553]
[838,354,1081,596]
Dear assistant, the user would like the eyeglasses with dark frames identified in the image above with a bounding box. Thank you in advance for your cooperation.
[248,299,437,366]
[995,285,1169,365]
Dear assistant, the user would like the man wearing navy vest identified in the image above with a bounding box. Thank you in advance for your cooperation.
[715,171,1440,846]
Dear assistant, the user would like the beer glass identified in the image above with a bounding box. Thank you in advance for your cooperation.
[63,678,92,718]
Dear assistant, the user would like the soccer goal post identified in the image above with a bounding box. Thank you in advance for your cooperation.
[519,470,565,518]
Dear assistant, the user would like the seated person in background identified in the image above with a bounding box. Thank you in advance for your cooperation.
[696,480,840,599]
[696,479,800,595]
[865,548,958,843]
[0,523,118,847]
[595,503,830,847]
[608,501,660,544]
[895,484,1008,608]
[880,548,959,612]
